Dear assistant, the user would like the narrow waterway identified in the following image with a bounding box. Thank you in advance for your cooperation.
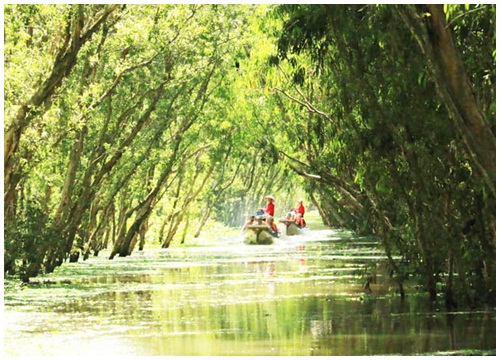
[3,223,495,356]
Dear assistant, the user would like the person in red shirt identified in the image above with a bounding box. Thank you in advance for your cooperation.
[262,195,275,217]
[297,199,305,217]
[296,199,306,228]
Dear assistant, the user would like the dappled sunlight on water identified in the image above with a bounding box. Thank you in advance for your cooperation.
[4,227,495,356]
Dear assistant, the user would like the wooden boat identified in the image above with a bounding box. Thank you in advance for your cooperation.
[279,219,301,236]
[244,224,274,245]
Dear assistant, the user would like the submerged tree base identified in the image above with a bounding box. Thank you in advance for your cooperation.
[4,231,495,356]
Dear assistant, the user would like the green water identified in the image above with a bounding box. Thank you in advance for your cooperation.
[3,226,495,356]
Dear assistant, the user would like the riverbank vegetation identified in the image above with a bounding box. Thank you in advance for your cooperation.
[4,4,495,309]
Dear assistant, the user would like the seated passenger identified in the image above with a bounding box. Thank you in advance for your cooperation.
[296,199,306,228]
[267,216,280,238]
[241,215,255,232]
[261,195,275,218]
[295,212,306,228]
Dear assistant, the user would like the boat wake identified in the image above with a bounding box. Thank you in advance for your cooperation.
[229,227,343,248]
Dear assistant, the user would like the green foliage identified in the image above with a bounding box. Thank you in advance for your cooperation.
[4,4,495,308]
[267,4,495,307]
[5,201,63,282]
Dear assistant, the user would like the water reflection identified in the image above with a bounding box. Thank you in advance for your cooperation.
[4,231,496,356]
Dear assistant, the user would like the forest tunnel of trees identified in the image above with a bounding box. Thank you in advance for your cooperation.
[4,4,495,309]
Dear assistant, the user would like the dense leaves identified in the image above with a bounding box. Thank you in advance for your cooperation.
[4,5,495,308]
[270,4,495,307]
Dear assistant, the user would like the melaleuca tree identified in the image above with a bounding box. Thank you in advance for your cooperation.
[4,4,262,276]
[268,4,495,306]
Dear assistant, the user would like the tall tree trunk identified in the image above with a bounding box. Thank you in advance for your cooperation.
[110,135,184,258]
[4,5,120,215]
[53,126,87,227]
[309,192,335,227]
[163,158,216,248]
[60,80,168,262]
[194,155,242,238]
[397,4,495,195]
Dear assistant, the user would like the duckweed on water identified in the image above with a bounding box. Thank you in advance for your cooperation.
[4,228,495,356]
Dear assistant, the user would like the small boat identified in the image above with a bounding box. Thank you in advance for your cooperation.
[244,224,274,245]
[279,219,302,236]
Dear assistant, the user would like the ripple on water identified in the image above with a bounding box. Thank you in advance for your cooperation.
[4,227,496,356]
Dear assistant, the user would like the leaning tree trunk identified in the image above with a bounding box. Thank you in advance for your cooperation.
[163,159,216,248]
[109,135,184,259]
[4,5,120,218]
[193,156,242,238]
[397,4,496,196]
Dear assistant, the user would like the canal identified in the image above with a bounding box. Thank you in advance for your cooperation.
[3,222,495,356]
